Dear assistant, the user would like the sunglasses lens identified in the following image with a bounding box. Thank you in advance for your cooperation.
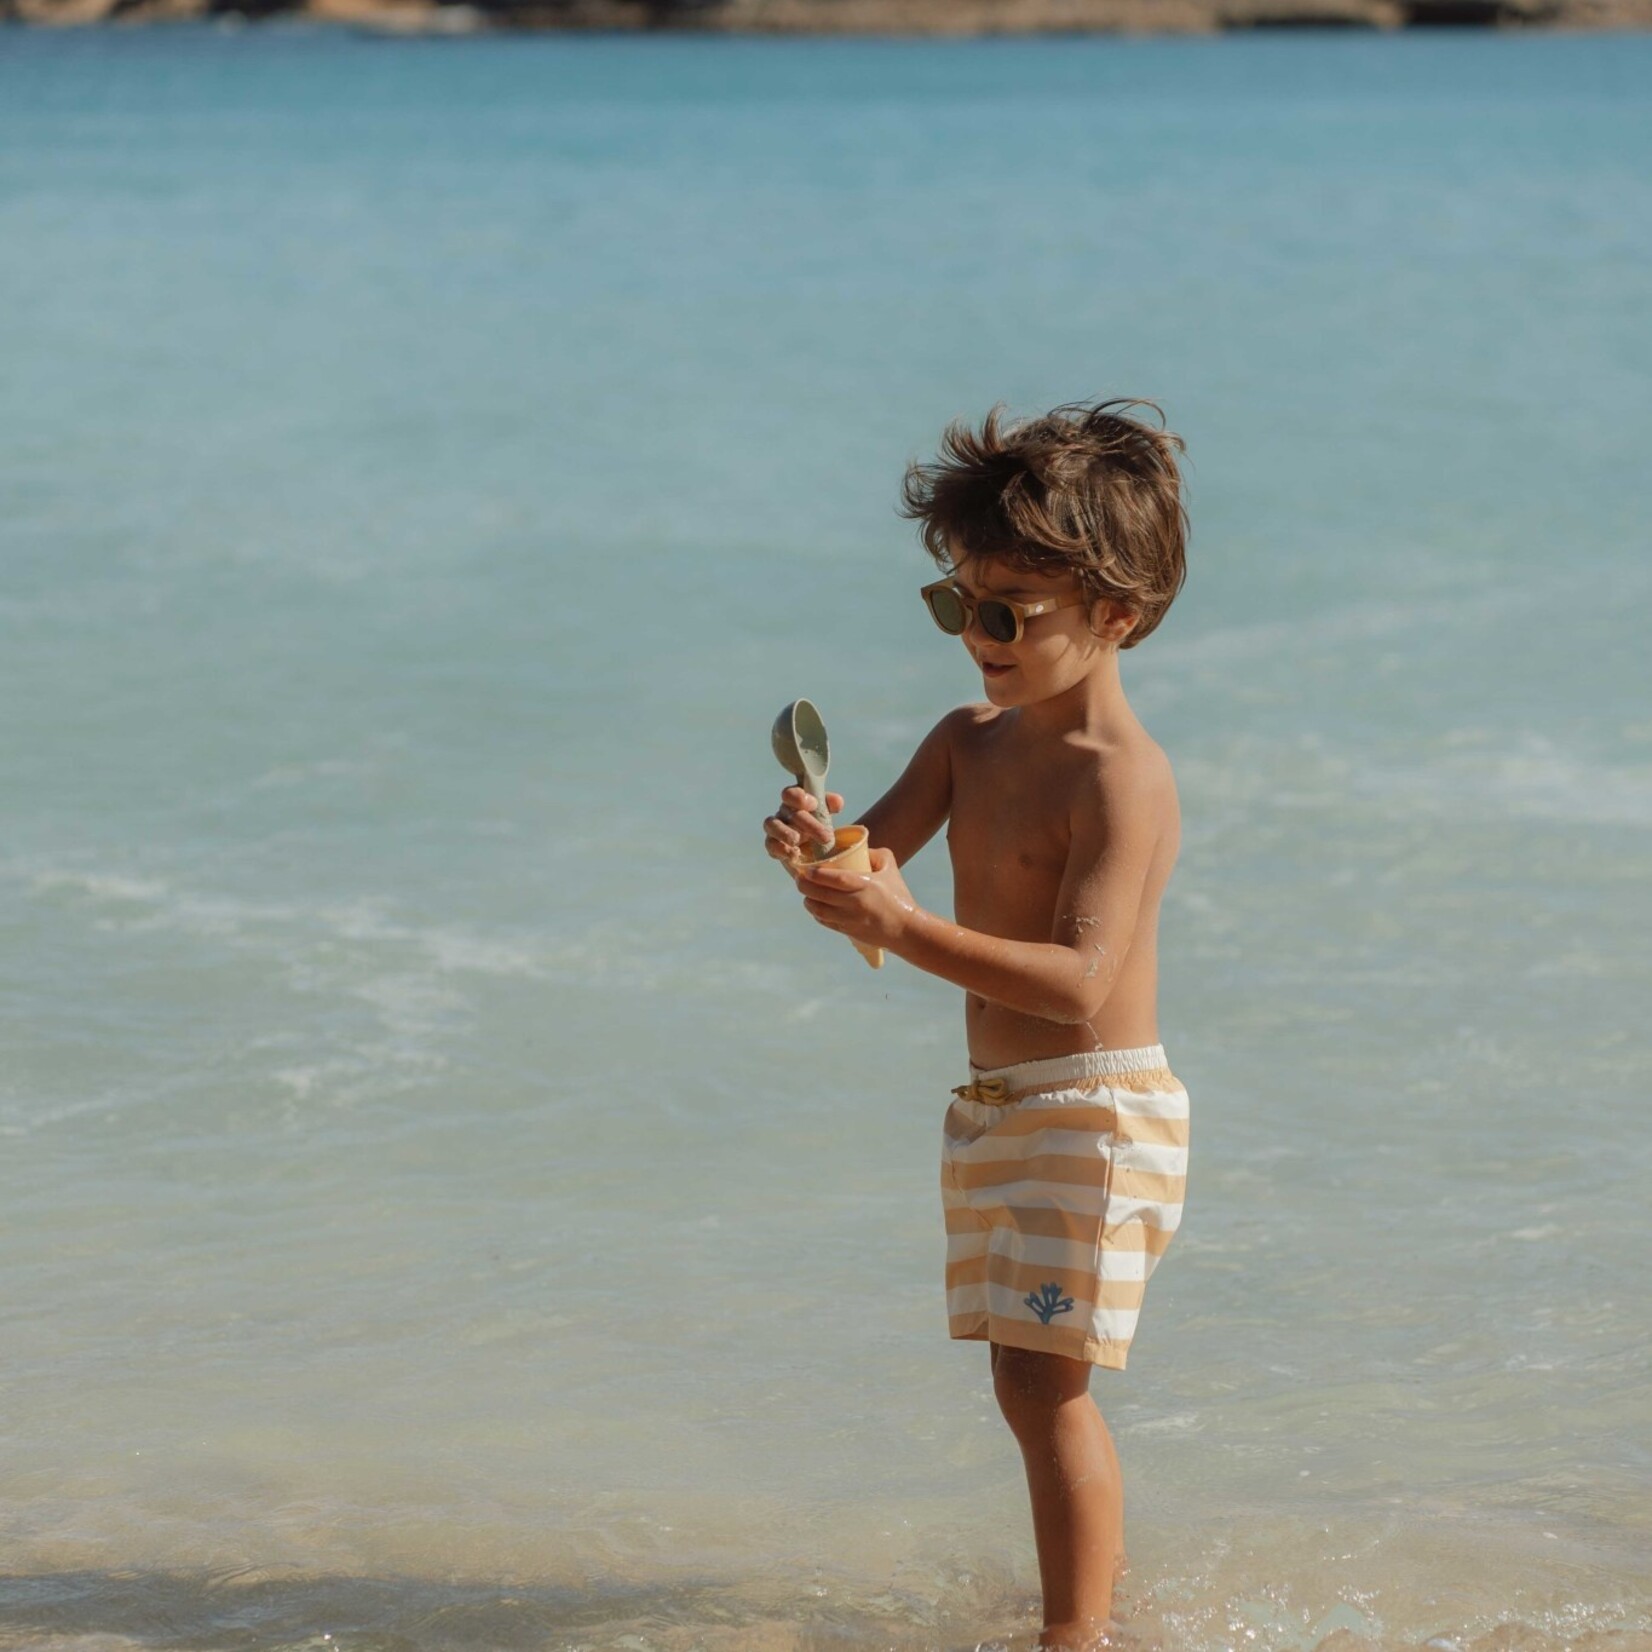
[926,586,968,634]
[979,601,1019,644]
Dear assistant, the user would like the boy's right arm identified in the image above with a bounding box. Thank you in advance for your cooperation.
[763,710,957,869]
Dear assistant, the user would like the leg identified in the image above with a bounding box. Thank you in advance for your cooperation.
[991,1342,1123,1647]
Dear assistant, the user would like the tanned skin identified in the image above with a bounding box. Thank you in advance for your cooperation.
[763,554,1181,1645]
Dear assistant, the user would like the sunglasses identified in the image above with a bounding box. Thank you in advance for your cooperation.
[919,578,1088,645]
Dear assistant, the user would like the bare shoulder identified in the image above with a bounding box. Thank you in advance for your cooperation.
[1072,725,1180,844]
[891,703,997,776]
[944,701,1009,750]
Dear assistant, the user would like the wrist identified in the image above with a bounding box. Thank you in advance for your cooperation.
[885,898,934,960]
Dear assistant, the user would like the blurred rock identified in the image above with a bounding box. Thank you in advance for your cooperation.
[7,0,1652,33]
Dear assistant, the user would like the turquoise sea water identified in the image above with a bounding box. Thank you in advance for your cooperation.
[2,24,1650,1652]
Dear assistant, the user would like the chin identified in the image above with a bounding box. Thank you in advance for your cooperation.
[982,673,1030,707]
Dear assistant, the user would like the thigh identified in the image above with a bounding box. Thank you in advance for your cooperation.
[990,1340,1093,1405]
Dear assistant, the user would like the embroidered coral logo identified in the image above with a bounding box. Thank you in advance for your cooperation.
[1024,1282,1075,1324]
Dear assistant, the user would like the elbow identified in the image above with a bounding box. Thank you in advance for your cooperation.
[1080,994,1112,1026]
[1048,1003,1099,1028]
[1070,992,1113,1026]
[1045,986,1112,1026]
[1060,957,1119,1025]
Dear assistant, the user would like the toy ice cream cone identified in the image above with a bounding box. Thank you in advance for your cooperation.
[788,824,884,970]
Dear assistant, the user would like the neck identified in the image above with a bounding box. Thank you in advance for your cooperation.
[1013,650,1137,743]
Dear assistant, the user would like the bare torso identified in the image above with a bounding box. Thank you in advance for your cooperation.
[945,704,1180,1068]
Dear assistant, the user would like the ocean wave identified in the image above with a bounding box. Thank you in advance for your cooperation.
[1352,738,1652,829]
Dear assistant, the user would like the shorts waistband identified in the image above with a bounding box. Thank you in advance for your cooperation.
[954,1045,1177,1106]
[968,1045,1168,1087]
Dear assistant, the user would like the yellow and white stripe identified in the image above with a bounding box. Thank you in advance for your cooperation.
[941,1045,1189,1370]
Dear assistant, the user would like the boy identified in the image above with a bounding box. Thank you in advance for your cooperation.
[762,400,1191,1648]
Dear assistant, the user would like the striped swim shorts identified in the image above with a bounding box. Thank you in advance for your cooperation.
[941,1045,1190,1370]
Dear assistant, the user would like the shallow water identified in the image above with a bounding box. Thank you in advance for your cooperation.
[1,24,1650,1652]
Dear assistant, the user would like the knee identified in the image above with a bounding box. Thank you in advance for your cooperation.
[992,1345,1091,1444]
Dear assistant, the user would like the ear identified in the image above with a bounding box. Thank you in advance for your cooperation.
[1088,599,1138,647]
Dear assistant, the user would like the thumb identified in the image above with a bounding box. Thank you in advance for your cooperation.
[826,792,845,813]
[868,846,897,873]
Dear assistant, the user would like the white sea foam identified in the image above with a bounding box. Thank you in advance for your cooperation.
[1353,737,1652,827]
[1149,581,1541,682]
[29,869,172,904]
[248,756,369,790]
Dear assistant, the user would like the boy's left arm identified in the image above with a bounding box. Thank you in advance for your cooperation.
[798,766,1161,1024]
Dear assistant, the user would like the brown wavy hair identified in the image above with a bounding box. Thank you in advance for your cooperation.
[898,399,1189,647]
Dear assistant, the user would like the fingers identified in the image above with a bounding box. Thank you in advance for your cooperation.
[775,787,842,848]
[802,895,848,931]
[765,787,850,869]
[798,863,865,893]
[764,791,816,860]
[799,868,851,913]
[763,814,802,861]
[762,812,838,863]
[782,787,843,812]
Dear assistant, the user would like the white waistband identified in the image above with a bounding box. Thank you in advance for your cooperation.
[968,1045,1169,1088]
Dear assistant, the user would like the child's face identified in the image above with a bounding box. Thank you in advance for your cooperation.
[949,556,1123,708]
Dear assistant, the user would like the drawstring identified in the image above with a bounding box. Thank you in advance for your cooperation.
[952,1075,1010,1104]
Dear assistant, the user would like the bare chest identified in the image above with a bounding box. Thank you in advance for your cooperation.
[945,748,1074,941]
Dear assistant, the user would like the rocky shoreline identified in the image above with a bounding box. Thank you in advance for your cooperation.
[9,0,1652,32]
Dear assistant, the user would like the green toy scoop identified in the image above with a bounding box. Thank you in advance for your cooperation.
[771,698,835,861]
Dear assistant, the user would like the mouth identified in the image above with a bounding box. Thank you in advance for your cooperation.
[978,659,1014,679]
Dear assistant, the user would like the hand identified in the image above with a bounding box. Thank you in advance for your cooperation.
[797,846,922,953]
[763,786,844,866]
